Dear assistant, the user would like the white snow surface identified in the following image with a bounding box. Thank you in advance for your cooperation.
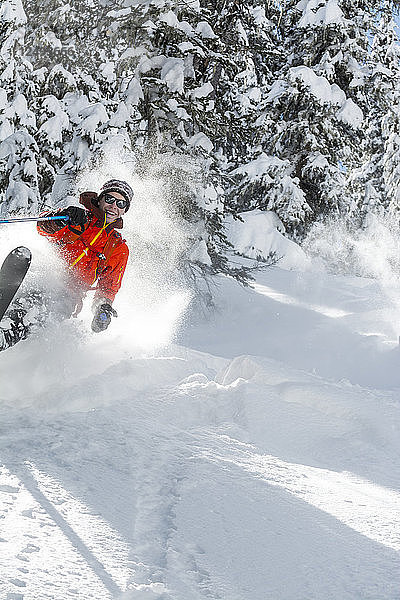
[1,221,400,599]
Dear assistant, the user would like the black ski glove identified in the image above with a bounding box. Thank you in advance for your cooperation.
[91,303,117,333]
[60,206,88,227]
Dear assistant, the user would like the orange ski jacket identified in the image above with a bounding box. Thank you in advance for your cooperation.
[37,192,129,303]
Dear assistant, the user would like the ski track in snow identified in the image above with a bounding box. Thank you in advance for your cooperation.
[1,267,400,599]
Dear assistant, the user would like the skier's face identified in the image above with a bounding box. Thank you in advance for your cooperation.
[98,192,127,223]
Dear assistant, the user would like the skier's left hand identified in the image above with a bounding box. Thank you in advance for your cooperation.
[91,303,117,332]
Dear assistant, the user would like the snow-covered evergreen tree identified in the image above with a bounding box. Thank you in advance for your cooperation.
[11,0,253,276]
[234,0,372,235]
[0,0,41,215]
[103,0,275,276]
[211,2,306,234]
[365,3,400,217]
[2,0,400,278]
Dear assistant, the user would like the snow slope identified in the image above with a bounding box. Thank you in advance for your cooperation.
[1,254,400,598]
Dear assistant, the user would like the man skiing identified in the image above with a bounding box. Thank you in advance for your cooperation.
[0,179,133,351]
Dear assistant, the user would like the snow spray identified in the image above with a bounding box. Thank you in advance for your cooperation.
[75,151,194,351]
[303,213,400,338]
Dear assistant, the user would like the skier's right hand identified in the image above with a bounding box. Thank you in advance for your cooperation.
[91,303,117,333]
[60,206,88,227]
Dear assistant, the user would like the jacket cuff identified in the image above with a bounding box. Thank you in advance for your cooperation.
[92,296,113,313]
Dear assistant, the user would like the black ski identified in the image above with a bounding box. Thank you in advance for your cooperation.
[0,247,32,321]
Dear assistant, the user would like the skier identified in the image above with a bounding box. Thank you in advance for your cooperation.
[0,179,133,351]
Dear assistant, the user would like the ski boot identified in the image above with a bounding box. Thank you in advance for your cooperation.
[0,308,29,351]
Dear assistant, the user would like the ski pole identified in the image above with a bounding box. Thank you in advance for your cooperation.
[0,215,70,224]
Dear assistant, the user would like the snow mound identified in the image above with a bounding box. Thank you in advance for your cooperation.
[225,209,310,270]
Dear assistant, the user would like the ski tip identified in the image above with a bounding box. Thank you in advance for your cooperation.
[11,246,31,260]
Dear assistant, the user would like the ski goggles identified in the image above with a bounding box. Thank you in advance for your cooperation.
[103,193,128,209]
